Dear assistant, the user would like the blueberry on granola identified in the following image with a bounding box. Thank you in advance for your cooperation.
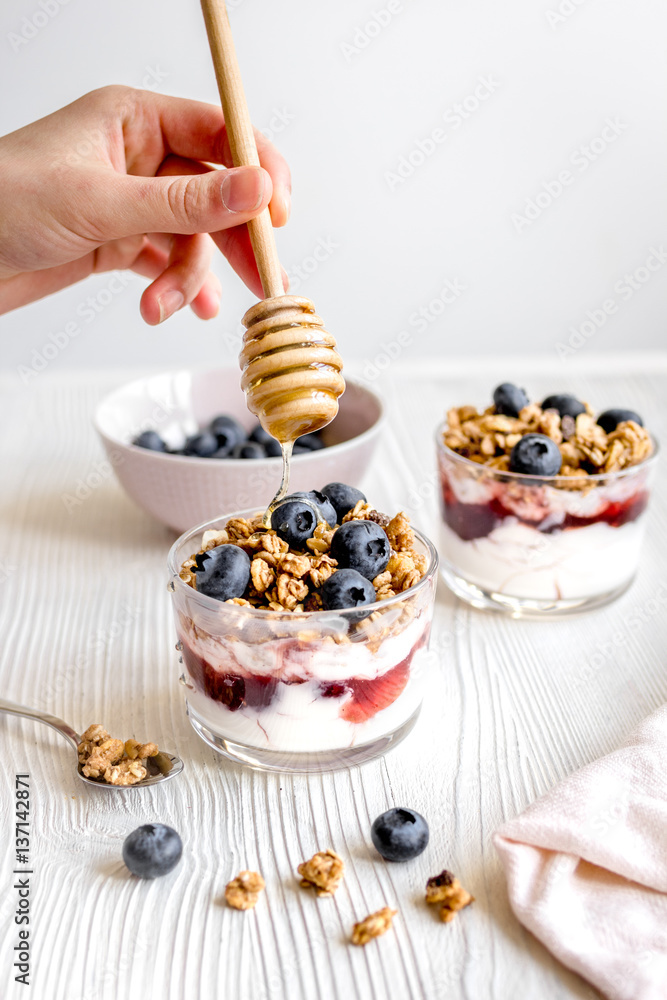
[371,807,429,862]
[132,430,167,452]
[509,434,562,476]
[492,383,529,418]
[597,408,643,434]
[330,520,390,580]
[320,568,376,611]
[321,483,367,523]
[183,431,219,458]
[541,394,586,419]
[209,414,246,451]
[122,823,182,879]
[194,544,251,601]
[290,490,337,527]
[271,500,318,548]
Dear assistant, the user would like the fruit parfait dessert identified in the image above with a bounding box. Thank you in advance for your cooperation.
[167,484,438,771]
[436,384,657,615]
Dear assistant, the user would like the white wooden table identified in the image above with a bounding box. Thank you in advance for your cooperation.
[2,357,667,1000]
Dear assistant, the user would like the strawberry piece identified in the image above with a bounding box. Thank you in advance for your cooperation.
[340,657,411,723]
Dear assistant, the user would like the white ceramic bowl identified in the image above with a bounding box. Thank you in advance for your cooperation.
[94,368,384,532]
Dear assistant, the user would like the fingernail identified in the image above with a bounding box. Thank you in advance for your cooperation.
[157,290,184,323]
[221,168,265,213]
[282,188,291,221]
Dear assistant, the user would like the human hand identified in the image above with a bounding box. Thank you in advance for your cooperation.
[0,86,291,323]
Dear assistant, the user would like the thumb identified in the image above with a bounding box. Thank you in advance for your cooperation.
[101,165,271,238]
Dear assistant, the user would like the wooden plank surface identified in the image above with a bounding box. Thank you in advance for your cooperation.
[2,359,667,1000]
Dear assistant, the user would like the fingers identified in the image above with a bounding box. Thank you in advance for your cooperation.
[120,90,291,227]
[139,232,218,325]
[102,164,272,241]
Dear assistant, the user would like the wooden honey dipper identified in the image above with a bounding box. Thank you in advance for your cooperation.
[200,0,345,507]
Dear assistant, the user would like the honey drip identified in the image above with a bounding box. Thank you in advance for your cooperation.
[240,295,345,523]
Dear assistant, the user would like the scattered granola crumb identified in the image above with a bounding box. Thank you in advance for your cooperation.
[225,870,266,910]
[77,724,160,786]
[351,906,398,945]
[297,849,345,896]
[425,870,474,923]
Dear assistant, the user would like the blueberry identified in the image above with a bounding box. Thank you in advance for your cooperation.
[271,500,318,548]
[295,433,324,451]
[248,424,273,445]
[193,544,251,601]
[292,445,311,454]
[509,434,562,476]
[182,431,219,458]
[541,394,586,418]
[232,441,266,459]
[597,408,643,434]
[493,383,529,418]
[290,490,337,527]
[320,568,376,612]
[211,445,233,459]
[330,520,390,580]
[132,430,167,452]
[321,483,367,523]
[371,807,429,862]
[122,823,183,879]
[208,415,246,451]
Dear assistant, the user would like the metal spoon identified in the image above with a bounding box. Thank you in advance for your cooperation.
[0,698,184,788]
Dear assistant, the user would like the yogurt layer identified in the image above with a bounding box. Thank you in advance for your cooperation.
[441,518,645,600]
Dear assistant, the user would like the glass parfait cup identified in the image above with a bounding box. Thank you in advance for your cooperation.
[435,425,658,616]
[167,509,438,772]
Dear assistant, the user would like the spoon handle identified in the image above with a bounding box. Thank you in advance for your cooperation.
[0,698,79,751]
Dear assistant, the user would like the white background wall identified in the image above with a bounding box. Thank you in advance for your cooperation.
[1,0,666,381]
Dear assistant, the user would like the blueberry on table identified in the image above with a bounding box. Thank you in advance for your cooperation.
[541,394,586,418]
[209,415,246,451]
[194,544,251,601]
[330,520,390,580]
[295,433,325,451]
[132,430,167,452]
[320,568,376,611]
[371,808,429,862]
[271,500,318,548]
[492,383,529,418]
[232,441,266,460]
[509,434,562,476]
[182,431,219,458]
[122,823,183,879]
[290,490,337,527]
[597,408,643,434]
[321,483,367,523]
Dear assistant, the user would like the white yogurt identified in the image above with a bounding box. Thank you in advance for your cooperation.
[440,518,645,600]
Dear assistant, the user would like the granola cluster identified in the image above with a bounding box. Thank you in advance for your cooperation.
[298,849,345,897]
[444,401,652,478]
[225,870,266,910]
[351,906,398,946]
[425,870,474,923]
[180,503,427,612]
[77,723,160,786]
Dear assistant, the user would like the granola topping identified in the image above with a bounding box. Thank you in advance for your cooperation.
[297,849,345,896]
[225,870,265,910]
[425,870,474,923]
[443,396,652,482]
[77,723,160,786]
[351,906,398,945]
[181,499,429,612]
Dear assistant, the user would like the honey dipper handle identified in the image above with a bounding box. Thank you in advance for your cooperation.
[200,0,284,299]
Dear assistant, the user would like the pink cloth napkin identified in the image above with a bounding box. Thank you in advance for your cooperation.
[494,704,667,1000]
